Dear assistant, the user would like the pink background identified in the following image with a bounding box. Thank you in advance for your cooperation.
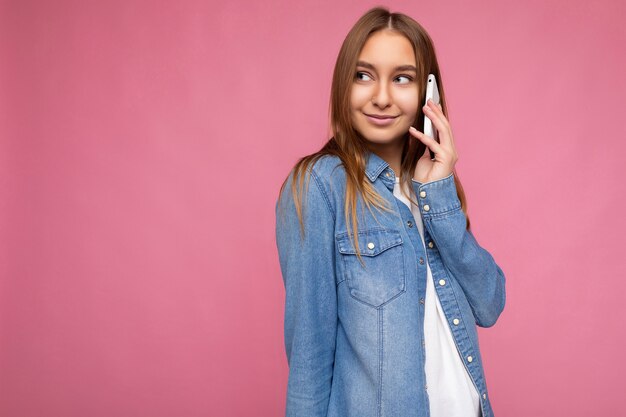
[1,0,625,415]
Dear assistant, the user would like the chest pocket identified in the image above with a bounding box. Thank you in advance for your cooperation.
[336,228,406,308]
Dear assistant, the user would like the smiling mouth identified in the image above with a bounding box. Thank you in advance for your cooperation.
[364,113,398,126]
[364,113,398,119]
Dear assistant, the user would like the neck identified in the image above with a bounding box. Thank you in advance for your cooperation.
[367,138,404,178]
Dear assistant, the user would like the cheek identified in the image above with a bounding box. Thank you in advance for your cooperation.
[397,92,419,119]
[350,86,370,110]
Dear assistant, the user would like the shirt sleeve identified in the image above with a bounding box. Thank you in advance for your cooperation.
[275,166,338,417]
[412,173,506,327]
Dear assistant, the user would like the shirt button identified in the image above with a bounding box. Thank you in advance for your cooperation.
[438,279,446,286]
[467,356,473,363]
[419,257,424,264]
[385,171,391,177]
[420,191,426,198]
[453,318,460,325]
[423,204,430,212]
[428,241,434,248]
[407,220,413,228]
[483,393,487,400]
[367,242,375,250]
[419,298,425,304]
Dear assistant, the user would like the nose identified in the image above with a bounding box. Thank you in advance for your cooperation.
[371,82,391,109]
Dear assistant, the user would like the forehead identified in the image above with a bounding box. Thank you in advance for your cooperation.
[358,30,415,67]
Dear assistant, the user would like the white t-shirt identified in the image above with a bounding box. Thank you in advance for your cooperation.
[393,177,481,417]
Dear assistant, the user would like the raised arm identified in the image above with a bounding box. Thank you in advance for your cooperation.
[413,173,506,327]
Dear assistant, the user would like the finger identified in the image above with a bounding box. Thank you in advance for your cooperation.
[427,98,443,113]
[409,125,450,163]
[425,101,459,160]
[424,102,453,148]
[424,101,449,131]
[408,126,445,155]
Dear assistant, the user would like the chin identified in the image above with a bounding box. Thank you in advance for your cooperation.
[359,130,406,145]
[354,118,409,145]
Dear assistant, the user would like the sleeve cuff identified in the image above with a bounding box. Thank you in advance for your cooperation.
[411,173,461,216]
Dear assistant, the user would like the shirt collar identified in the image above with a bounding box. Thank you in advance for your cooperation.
[365,151,396,189]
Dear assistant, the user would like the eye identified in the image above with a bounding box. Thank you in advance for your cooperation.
[355,71,373,81]
[395,75,413,84]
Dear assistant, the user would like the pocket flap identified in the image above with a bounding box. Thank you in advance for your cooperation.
[336,229,403,256]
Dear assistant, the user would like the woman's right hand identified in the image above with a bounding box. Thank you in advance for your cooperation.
[408,99,458,183]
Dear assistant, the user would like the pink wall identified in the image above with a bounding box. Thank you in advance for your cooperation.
[1,0,625,415]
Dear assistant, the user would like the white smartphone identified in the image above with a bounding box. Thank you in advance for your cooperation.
[423,74,440,159]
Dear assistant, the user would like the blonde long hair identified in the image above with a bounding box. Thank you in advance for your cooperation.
[278,7,471,262]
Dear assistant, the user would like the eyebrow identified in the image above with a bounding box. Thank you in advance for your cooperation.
[356,60,417,73]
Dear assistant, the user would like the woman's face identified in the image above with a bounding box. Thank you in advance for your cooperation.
[350,30,419,149]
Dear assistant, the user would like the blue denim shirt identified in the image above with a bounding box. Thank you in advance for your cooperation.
[275,151,506,417]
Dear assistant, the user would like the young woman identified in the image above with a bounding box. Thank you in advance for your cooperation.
[275,7,506,417]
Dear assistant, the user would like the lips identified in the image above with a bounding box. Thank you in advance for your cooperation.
[365,113,398,119]
[364,113,398,126]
